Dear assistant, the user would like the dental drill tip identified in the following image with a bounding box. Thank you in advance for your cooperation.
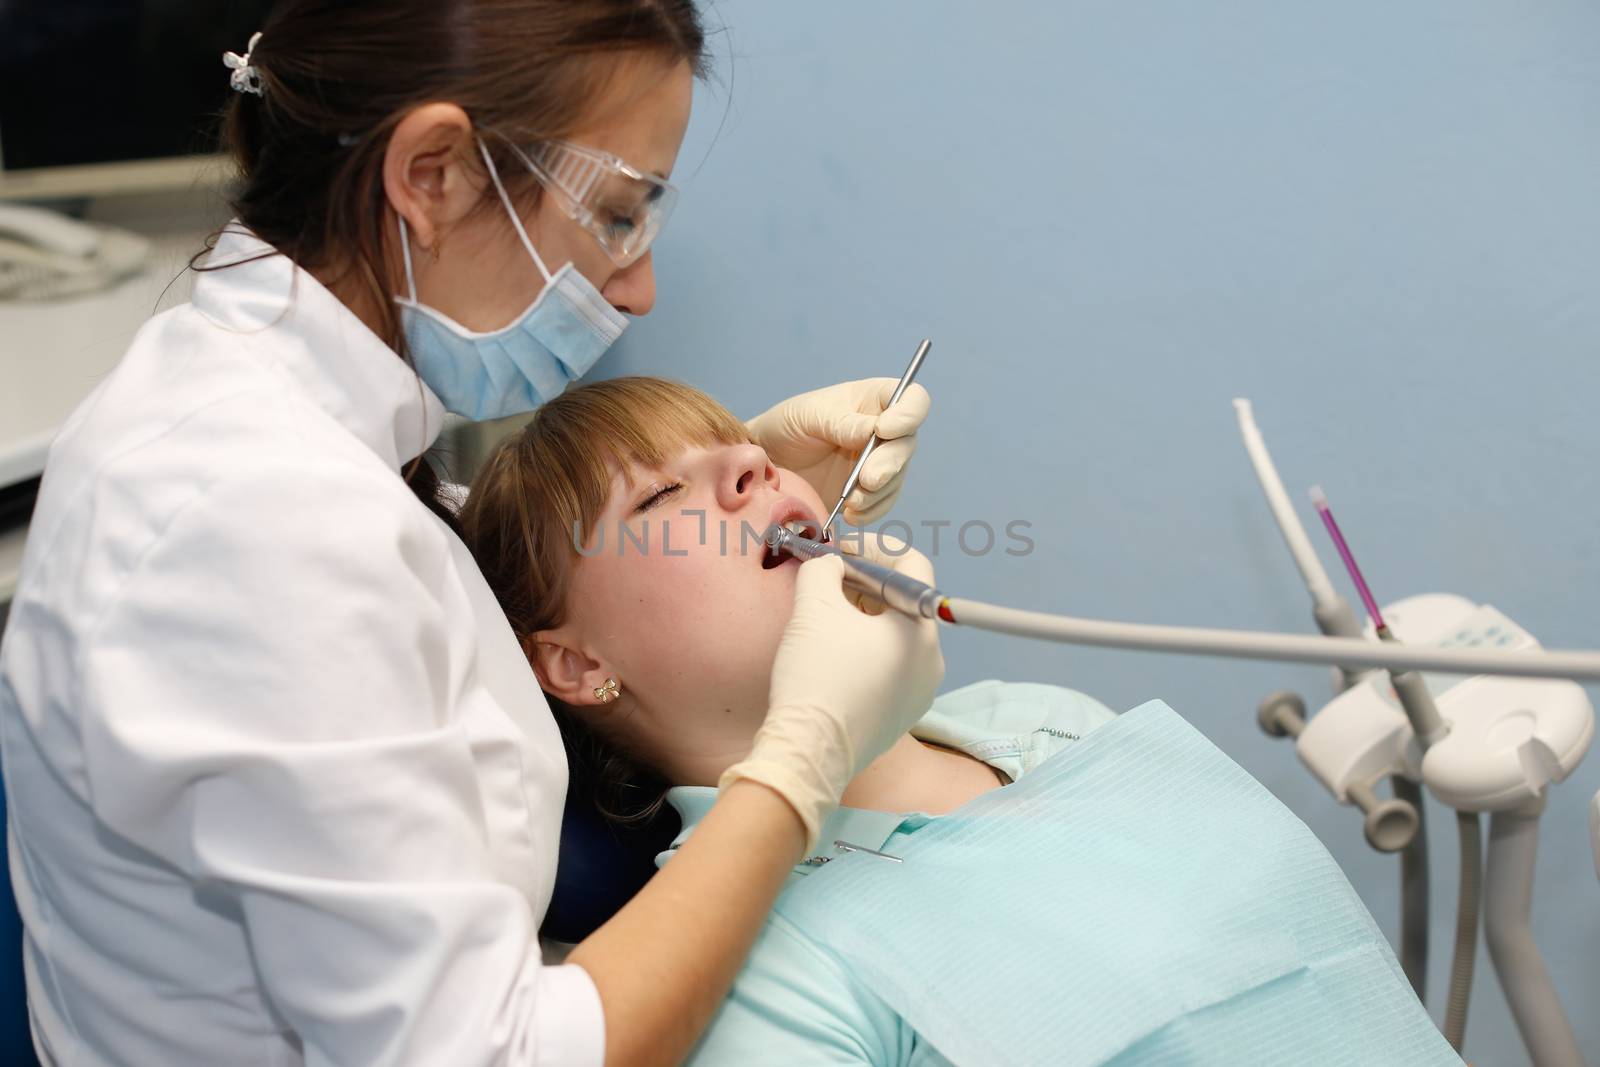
[1308,484,1328,510]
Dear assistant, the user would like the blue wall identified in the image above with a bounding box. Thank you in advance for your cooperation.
[599,3,1600,1062]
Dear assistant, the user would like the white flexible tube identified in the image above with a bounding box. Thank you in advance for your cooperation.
[1443,811,1481,1051]
[1484,806,1586,1067]
[1234,399,1341,608]
[941,597,1600,682]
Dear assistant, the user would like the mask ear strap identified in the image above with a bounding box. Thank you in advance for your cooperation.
[396,215,420,301]
[478,138,555,285]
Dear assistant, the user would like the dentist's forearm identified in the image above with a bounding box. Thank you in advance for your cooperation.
[566,779,807,1067]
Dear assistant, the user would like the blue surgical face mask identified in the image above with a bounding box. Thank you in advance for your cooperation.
[394,139,627,421]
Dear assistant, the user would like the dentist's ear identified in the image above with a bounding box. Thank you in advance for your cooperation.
[383,101,480,253]
[525,633,617,707]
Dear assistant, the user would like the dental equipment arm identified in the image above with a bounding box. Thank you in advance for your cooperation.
[764,526,1600,682]
[1310,485,1452,743]
[938,598,1600,681]
[1313,482,1483,1039]
[1484,798,1586,1067]
[1240,406,1436,1007]
[1236,402,1589,1066]
[1234,400,1367,662]
[1593,790,1600,881]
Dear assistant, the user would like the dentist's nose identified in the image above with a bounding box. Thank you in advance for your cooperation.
[601,251,656,316]
[716,443,779,514]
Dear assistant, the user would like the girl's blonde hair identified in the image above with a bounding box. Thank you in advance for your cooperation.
[459,376,752,821]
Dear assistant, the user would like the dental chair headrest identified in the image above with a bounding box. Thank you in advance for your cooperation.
[542,788,682,943]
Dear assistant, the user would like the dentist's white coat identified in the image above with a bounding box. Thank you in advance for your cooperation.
[0,228,604,1067]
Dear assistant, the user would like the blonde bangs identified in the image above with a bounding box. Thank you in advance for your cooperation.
[460,378,756,642]
[529,377,754,544]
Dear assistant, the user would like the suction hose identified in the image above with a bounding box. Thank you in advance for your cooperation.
[1392,777,1430,1002]
[1444,811,1481,1050]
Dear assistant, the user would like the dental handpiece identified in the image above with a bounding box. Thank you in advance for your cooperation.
[821,338,932,537]
[765,524,946,620]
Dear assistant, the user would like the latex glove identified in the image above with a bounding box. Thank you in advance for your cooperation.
[718,538,945,852]
[746,378,931,526]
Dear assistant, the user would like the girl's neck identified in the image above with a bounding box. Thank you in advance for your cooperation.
[839,733,1005,815]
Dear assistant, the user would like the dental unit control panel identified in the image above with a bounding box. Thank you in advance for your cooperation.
[1296,595,1593,815]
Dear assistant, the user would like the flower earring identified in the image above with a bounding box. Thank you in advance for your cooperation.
[593,677,621,704]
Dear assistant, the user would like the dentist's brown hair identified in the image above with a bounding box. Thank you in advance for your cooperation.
[213,0,705,339]
[204,0,709,514]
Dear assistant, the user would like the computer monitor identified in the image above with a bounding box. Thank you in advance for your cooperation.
[0,1,276,200]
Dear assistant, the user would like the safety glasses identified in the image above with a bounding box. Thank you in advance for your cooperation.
[504,139,679,270]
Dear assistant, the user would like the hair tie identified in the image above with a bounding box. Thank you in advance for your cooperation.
[222,32,265,97]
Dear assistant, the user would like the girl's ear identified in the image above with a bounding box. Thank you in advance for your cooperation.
[525,631,616,709]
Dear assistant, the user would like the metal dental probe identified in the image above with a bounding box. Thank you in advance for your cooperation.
[820,338,932,539]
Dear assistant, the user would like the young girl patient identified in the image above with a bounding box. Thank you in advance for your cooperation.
[459,377,1463,1067]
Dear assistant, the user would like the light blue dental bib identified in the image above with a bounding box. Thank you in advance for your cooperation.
[776,701,1462,1067]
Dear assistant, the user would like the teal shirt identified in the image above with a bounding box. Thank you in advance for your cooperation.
[656,680,1118,1066]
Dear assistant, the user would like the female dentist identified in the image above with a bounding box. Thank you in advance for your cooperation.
[0,2,943,1065]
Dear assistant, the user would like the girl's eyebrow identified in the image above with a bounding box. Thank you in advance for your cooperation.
[607,454,649,489]
[593,468,636,521]
[618,460,658,492]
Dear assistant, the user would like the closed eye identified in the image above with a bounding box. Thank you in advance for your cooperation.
[635,482,683,513]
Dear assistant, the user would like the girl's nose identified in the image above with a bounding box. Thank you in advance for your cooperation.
[716,444,779,514]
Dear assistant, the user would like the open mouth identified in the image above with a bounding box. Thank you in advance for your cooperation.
[761,509,821,570]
